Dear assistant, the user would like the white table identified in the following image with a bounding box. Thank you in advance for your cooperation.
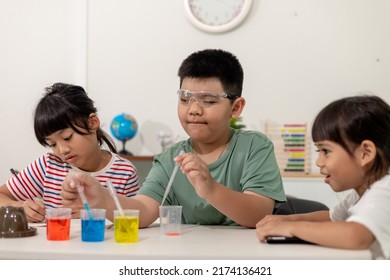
[0,220,371,260]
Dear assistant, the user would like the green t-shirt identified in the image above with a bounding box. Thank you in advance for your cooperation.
[138,128,285,225]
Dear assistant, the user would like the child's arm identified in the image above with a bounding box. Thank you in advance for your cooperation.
[204,190,330,228]
[0,184,21,206]
[258,210,331,225]
[0,184,23,207]
[175,153,278,227]
[257,220,375,250]
[61,172,159,228]
[203,183,275,228]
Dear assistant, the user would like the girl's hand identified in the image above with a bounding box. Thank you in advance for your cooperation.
[256,214,291,228]
[22,199,46,223]
[61,171,104,210]
[175,152,217,199]
[61,173,82,208]
[256,220,295,242]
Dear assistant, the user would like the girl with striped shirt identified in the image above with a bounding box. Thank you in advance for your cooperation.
[0,83,139,222]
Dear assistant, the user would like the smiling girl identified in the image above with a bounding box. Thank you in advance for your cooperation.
[256,95,390,259]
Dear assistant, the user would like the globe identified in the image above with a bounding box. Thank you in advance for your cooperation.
[110,113,138,155]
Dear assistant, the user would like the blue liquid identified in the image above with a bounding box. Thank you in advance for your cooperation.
[81,219,105,242]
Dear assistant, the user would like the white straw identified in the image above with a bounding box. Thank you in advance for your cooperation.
[161,150,184,206]
[106,179,124,216]
[69,170,94,219]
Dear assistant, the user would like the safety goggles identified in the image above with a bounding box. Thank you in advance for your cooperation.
[177,89,237,108]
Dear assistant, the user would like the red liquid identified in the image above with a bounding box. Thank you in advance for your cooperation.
[46,218,71,240]
[166,232,180,236]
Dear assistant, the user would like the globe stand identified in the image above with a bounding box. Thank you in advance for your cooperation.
[119,140,133,156]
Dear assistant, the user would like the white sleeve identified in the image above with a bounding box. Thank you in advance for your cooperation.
[330,191,359,221]
[347,176,390,259]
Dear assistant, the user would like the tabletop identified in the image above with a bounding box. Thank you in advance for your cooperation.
[0,220,371,260]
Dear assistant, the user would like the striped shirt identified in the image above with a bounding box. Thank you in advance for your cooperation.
[6,152,139,208]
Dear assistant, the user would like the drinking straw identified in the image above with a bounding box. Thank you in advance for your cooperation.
[69,171,94,219]
[106,179,124,216]
[107,180,132,234]
[161,150,184,206]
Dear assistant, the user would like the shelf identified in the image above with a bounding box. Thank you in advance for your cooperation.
[281,173,322,178]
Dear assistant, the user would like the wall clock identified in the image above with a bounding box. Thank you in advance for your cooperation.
[183,0,253,33]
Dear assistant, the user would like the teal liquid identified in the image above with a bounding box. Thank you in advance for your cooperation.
[81,219,105,242]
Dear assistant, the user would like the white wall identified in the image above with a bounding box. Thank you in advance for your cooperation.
[0,0,87,180]
[1,0,390,182]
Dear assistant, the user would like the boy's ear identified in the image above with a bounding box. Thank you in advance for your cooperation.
[231,97,246,119]
[359,140,377,167]
[88,113,100,131]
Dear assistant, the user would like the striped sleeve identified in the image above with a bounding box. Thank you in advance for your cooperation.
[6,153,69,208]
[97,154,140,197]
[6,155,47,200]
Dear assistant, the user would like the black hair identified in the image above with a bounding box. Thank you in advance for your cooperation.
[312,95,390,182]
[177,49,244,98]
[34,82,117,153]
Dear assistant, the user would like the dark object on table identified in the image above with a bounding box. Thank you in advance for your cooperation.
[0,206,37,238]
[266,236,315,244]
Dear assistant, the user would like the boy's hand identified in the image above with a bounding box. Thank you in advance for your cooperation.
[175,152,216,199]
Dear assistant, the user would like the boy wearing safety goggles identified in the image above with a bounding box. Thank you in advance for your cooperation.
[62,49,285,228]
